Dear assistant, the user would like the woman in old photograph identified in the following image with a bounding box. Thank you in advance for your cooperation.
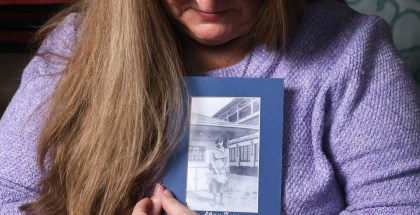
[0,0,419,214]
[209,137,229,206]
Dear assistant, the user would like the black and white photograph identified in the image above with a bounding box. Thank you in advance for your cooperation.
[186,97,261,213]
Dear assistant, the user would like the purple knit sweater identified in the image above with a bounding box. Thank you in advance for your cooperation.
[1,0,419,214]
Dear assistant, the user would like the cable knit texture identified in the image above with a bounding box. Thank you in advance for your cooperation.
[1,0,419,214]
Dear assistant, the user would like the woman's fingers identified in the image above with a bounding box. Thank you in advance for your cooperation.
[132,184,164,215]
[161,189,197,215]
[132,198,153,215]
[150,184,164,215]
[131,184,195,215]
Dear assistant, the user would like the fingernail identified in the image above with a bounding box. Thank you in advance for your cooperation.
[151,195,161,205]
[153,183,163,196]
[163,189,174,198]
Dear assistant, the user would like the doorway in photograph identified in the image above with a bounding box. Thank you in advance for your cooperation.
[186,97,261,213]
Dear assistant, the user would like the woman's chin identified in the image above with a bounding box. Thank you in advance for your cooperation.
[185,29,236,47]
[190,35,235,47]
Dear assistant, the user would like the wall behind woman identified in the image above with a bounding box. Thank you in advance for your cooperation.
[347,0,420,85]
[0,1,70,116]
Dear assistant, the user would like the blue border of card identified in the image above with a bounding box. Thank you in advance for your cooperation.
[164,77,284,215]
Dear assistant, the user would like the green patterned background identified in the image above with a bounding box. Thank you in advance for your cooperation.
[347,0,420,85]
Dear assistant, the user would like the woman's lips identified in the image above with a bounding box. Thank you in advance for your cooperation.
[193,9,228,21]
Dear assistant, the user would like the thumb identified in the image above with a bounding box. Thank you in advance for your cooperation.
[161,189,197,215]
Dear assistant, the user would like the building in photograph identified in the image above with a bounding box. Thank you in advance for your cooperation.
[212,97,260,176]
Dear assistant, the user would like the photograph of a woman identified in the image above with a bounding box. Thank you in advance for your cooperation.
[209,137,229,207]
[185,97,260,213]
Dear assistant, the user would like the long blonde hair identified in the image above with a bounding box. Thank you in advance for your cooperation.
[22,0,305,214]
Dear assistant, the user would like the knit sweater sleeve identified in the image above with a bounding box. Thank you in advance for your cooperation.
[0,14,77,214]
[327,17,420,214]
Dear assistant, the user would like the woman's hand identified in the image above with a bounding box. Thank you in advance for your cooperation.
[132,184,197,215]
[132,197,161,215]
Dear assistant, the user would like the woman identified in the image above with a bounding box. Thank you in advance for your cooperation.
[0,0,419,214]
[209,137,229,207]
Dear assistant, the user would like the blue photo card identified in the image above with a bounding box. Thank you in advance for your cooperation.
[164,77,284,215]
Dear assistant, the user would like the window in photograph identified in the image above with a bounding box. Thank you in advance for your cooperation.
[229,148,237,162]
[238,98,251,108]
[228,113,238,123]
[188,146,205,162]
[238,104,251,120]
[240,145,252,162]
[255,143,259,162]
[252,116,260,126]
[252,99,260,113]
